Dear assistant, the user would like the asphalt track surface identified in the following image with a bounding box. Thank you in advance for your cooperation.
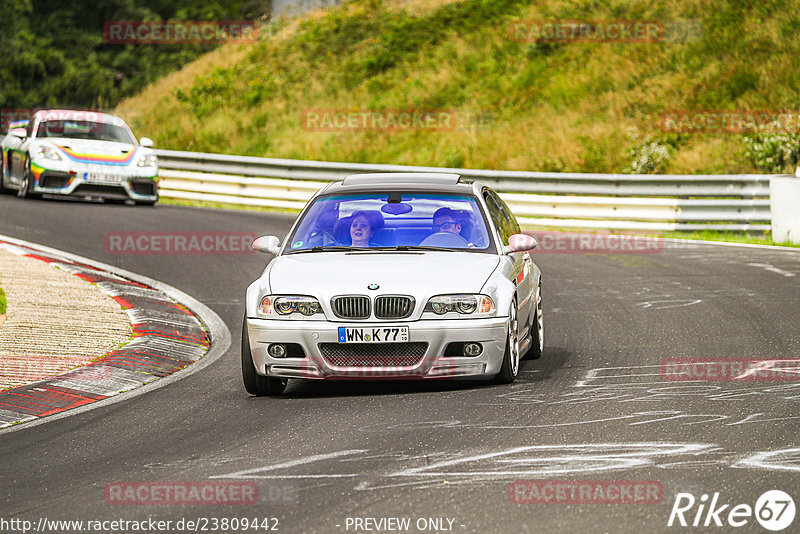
[1,194,800,533]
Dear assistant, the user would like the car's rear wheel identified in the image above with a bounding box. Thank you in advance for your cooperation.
[525,279,544,360]
[17,164,41,200]
[495,299,520,383]
[241,315,287,396]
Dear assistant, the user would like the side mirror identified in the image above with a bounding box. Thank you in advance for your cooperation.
[252,235,281,255]
[139,137,154,148]
[8,127,26,139]
[504,233,538,254]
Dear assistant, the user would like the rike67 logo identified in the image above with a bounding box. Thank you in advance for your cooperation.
[668,490,795,531]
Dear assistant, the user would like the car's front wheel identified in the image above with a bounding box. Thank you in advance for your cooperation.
[17,164,41,200]
[241,316,287,396]
[495,299,520,384]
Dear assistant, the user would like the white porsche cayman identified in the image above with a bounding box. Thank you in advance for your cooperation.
[0,109,158,204]
[242,173,543,395]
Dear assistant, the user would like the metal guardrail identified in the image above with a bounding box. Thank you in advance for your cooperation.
[155,149,780,231]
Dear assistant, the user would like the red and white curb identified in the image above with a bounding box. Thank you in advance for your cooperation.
[0,235,230,431]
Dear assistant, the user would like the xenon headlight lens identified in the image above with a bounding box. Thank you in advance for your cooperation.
[34,145,61,160]
[260,296,322,317]
[456,295,477,314]
[424,294,494,317]
[137,154,158,167]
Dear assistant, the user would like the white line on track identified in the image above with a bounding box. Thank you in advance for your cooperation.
[746,262,796,277]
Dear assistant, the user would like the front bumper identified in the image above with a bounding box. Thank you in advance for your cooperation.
[30,161,158,202]
[246,317,509,380]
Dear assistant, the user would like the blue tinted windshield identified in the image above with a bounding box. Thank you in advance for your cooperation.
[287,193,495,253]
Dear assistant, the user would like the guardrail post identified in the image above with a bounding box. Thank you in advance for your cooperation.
[770,177,800,244]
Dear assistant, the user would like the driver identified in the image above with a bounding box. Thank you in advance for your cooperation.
[432,207,462,236]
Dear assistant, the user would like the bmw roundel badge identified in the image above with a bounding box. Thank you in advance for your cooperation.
[367,283,379,290]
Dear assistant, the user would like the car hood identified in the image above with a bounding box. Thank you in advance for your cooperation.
[268,251,500,299]
[43,138,137,157]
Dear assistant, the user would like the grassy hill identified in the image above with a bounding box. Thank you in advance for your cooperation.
[115,0,800,174]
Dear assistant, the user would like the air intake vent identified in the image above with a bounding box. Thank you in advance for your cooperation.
[331,295,370,319]
[319,342,428,367]
[375,296,414,319]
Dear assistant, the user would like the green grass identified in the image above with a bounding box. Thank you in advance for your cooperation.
[0,285,6,315]
[115,0,800,175]
[657,230,800,248]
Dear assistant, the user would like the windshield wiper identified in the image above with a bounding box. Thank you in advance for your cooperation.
[288,246,380,254]
[288,245,465,254]
[393,245,459,252]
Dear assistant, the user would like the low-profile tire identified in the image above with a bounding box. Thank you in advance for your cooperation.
[241,315,287,396]
[525,279,544,360]
[494,299,520,384]
[17,165,41,200]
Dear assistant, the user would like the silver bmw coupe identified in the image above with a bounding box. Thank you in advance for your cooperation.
[242,172,543,395]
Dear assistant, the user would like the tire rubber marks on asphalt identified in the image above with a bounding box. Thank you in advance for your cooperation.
[746,262,796,278]
[637,299,702,309]
[386,443,711,478]
[210,444,800,489]
[211,444,713,482]
[733,448,800,472]
[210,450,368,479]
[475,365,800,430]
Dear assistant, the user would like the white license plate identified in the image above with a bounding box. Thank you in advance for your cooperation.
[85,172,124,184]
[338,326,409,343]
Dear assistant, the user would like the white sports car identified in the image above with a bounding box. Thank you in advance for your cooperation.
[242,172,544,395]
[0,109,158,204]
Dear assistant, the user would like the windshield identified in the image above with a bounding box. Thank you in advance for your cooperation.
[36,120,135,144]
[287,192,496,253]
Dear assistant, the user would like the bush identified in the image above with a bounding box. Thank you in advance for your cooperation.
[624,130,671,174]
[743,125,800,173]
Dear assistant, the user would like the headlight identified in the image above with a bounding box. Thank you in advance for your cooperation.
[423,294,495,317]
[33,145,61,161]
[136,154,157,167]
[259,295,322,318]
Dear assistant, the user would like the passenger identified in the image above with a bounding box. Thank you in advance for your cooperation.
[349,210,384,247]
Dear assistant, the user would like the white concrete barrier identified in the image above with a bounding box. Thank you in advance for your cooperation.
[770,177,800,244]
